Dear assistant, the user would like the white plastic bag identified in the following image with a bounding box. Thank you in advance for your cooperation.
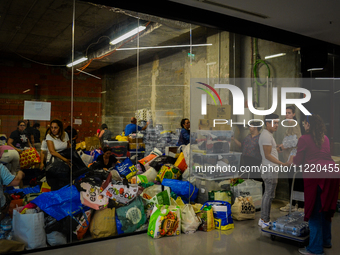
[181,204,201,234]
[79,151,94,166]
[13,207,46,249]
[46,231,67,246]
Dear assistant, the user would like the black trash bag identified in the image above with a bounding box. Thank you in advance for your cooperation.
[75,169,109,192]
[46,158,70,191]
[148,155,177,172]
[58,148,89,179]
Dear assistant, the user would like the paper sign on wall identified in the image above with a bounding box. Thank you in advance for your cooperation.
[74,119,82,125]
[24,101,51,121]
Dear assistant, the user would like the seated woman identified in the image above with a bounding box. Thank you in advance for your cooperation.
[0,145,20,174]
[46,120,71,166]
[90,146,117,171]
[7,120,32,154]
[176,118,190,146]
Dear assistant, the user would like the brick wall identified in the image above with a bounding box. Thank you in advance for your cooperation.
[0,60,103,142]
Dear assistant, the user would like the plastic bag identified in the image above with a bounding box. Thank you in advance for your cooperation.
[79,182,109,210]
[203,201,234,230]
[162,179,198,203]
[148,156,177,172]
[174,152,187,172]
[197,205,214,232]
[208,190,232,204]
[13,207,46,249]
[148,205,181,238]
[156,164,181,182]
[116,196,146,234]
[31,185,86,221]
[19,147,40,169]
[131,167,158,184]
[72,208,93,240]
[46,231,67,246]
[231,196,256,221]
[181,204,201,234]
[114,158,137,180]
[101,183,138,205]
[89,208,116,238]
[141,185,171,218]
[80,151,94,166]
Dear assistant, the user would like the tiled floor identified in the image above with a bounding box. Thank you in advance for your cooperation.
[29,200,340,255]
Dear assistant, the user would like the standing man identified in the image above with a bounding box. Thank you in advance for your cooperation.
[258,114,291,228]
[124,117,149,136]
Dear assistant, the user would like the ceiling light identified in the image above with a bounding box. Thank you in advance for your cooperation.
[110,26,146,45]
[307,68,323,71]
[101,91,107,94]
[116,44,212,51]
[23,89,30,93]
[264,53,286,59]
[67,57,88,67]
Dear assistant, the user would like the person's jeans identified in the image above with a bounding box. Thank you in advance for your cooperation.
[307,186,332,254]
[260,175,278,222]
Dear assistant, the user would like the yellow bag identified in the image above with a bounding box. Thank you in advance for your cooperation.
[89,208,116,238]
[174,152,187,172]
[156,164,181,182]
[19,148,41,169]
[85,137,101,151]
[115,135,128,142]
[76,141,86,150]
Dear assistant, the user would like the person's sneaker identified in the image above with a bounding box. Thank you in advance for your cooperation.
[258,218,264,227]
[280,203,297,212]
[261,221,271,229]
[298,247,324,255]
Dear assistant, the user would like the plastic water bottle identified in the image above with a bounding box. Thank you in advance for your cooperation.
[0,216,12,232]
[0,229,5,239]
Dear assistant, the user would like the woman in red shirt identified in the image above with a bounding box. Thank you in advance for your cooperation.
[291,114,339,255]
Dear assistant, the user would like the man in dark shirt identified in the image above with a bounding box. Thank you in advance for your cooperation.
[24,120,35,145]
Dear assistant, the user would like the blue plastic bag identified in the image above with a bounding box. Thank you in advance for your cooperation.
[161,179,198,203]
[32,185,89,221]
[5,185,41,195]
[201,201,234,230]
[114,158,137,179]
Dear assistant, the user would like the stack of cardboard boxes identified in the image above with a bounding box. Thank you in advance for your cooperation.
[198,105,232,131]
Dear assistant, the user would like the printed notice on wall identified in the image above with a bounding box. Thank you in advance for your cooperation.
[74,119,82,125]
[24,101,51,121]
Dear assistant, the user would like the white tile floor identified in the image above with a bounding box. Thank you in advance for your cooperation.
[29,200,340,255]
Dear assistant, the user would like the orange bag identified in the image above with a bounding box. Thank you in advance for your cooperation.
[8,199,23,218]
[174,152,187,172]
[19,148,41,169]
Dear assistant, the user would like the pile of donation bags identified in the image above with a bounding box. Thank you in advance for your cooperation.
[2,144,265,251]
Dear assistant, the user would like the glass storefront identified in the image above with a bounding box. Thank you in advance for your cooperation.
[0,0,339,253]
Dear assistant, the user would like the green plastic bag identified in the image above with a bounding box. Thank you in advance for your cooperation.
[115,196,146,234]
[148,205,181,238]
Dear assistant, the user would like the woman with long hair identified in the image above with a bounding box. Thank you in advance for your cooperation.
[46,120,71,166]
[291,114,339,255]
[279,105,303,212]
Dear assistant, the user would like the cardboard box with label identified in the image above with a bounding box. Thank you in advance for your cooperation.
[204,105,231,120]
[198,119,232,131]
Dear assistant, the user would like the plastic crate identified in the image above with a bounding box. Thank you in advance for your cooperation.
[191,152,241,180]
[103,141,128,157]
[195,130,234,154]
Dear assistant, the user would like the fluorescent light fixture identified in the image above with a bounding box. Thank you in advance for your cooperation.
[307,68,323,72]
[110,26,146,45]
[67,57,88,67]
[76,69,101,80]
[264,53,286,59]
[101,91,107,94]
[116,43,212,51]
[23,89,31,93]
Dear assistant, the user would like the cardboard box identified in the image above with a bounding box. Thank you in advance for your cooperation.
[204,105,231,120]
[129,143,145,150]
[128,137,143,143]
[198,119,232,131]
